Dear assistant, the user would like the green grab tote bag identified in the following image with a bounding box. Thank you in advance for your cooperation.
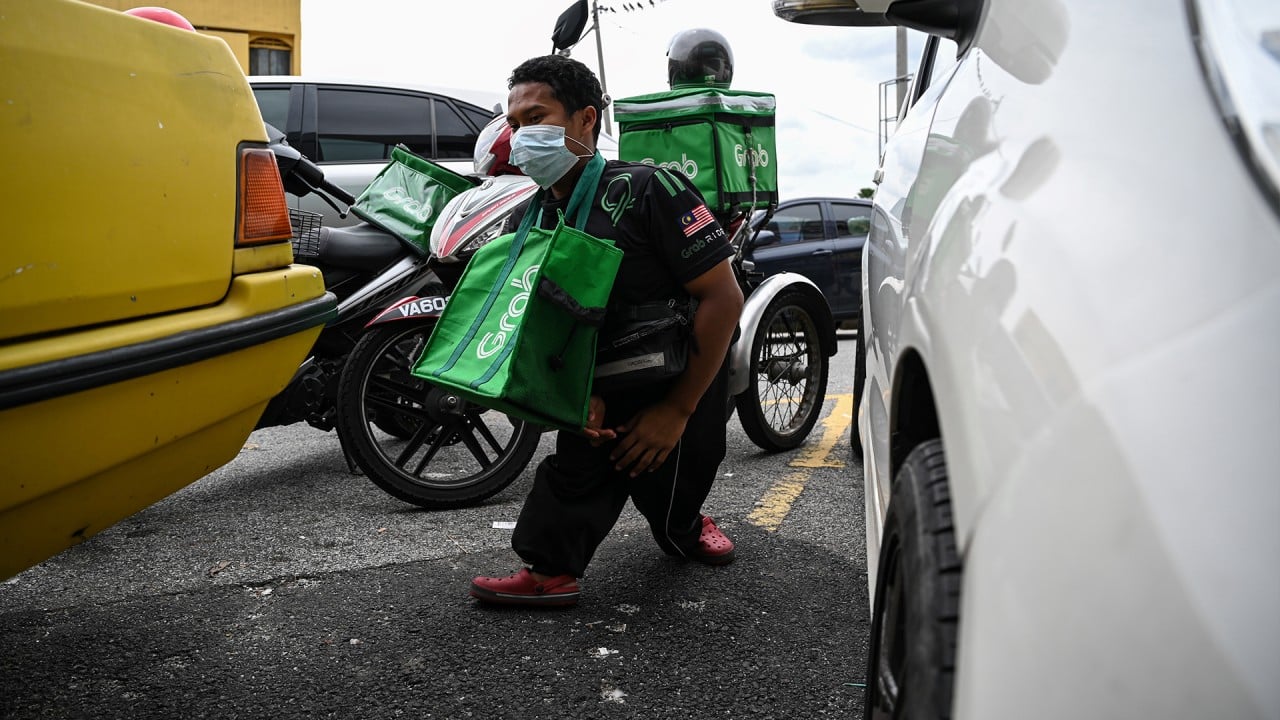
[411,154,622,431]
[349,145,476,254]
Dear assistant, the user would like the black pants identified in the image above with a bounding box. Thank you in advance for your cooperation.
[511,361,729,577]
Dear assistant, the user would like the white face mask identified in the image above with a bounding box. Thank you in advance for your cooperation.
[509,125,592,188]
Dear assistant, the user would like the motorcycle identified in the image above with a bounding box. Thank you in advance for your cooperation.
[723,208,838,451]
[264,23,828,505]
[256,125,539,509]
[347,166,836,497]
[333,173,542,509]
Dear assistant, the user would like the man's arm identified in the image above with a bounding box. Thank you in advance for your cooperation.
[609,258,743,476]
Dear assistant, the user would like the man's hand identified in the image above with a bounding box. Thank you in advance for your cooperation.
[607,258,742,477]
[582,394,616,447]
[610,402,690,477]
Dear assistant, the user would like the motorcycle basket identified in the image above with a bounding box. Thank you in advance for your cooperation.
[289,208,322,259]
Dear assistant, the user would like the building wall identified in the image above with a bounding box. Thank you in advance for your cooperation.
[86,0,301,74]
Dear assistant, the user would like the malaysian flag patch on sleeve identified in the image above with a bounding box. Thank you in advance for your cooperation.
[679,204,715,237]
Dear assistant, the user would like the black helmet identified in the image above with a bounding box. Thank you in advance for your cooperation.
[667,28,734,89]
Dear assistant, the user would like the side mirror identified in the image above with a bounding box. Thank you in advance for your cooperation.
[772,0,890,26]
[551,0,589,52]
[752,229,780,248]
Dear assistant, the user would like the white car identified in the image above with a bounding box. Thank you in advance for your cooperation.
[776,0,1279,718]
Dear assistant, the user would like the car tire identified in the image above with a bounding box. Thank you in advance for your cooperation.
[735,289,832,451]
[864,438,959,720]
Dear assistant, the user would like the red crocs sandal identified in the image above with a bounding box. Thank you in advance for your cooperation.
[469,568,580,607]
[688,516,736,566]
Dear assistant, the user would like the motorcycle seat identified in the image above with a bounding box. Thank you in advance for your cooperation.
[318,223,407,271]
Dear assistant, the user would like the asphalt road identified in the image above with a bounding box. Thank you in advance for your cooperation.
[1,336,867,719]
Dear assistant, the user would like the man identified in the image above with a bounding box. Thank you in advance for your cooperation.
[469,54,744,607]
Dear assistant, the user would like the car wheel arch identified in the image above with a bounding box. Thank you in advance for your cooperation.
[888,348,942,481]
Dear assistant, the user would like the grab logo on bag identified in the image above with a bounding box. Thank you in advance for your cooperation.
[735,143,770,169]
[641,153,699,180]
[382,186,434,223]
[477,264,540,359]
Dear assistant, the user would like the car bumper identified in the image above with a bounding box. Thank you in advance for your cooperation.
[0,267,336,579]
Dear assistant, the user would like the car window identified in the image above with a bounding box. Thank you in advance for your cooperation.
[461,103,500,130]
[253,87,289,133]
[832,202,872,237]
[928,38,961,90]
[907,35,961,112]
[315,88,433,162]
[770,203,824,245]
[435,102,478,159]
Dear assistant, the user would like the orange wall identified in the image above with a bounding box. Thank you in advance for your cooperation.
[84,0,301,73]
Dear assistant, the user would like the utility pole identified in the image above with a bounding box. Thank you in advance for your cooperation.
[879,26,911,158]
[592,0,613,135]
[895,26,908,117]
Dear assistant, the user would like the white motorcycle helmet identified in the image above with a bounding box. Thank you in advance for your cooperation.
[432,118,535,260]
[472,116,522,177]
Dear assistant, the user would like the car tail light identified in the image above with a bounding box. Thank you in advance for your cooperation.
[237,146,292,246]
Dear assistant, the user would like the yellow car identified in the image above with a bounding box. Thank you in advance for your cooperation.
[0,0,336,579]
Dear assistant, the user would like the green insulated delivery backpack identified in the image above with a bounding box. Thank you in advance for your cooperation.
[411,154,623,432]
[614,87,777,213]
[350,145,476,254]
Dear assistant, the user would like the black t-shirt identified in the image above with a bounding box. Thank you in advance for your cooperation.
[535,159,733,309]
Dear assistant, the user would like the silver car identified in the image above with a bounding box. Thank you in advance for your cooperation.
[777,0,1279,718]
[249,76,619,229]
[249,76,506,226]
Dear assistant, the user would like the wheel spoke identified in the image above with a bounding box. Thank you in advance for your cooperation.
[367,373,424,403]
[457,423,495,468]
[365,393,431,422]
[471,413,508,455]
[410,425,454,476]
[776,307,804,341]
[395,419,441,467]
[760,321,803,430]
[748,301,827,442]
[382,344,417,369]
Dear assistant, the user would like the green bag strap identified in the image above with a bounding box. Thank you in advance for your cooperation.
[432,154,606,381]
[493,150,605,261]
[430,207,535,378]
[565,152,605,230]
[465,155,611,389]
[511,151,607,230]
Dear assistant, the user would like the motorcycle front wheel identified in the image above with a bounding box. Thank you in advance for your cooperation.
[734,289,831,452]
[336,322,541,509]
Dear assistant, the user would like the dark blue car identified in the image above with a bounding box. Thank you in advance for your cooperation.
[748,197,871,325]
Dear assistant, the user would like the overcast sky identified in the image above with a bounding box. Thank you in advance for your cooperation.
[300,0,919,198]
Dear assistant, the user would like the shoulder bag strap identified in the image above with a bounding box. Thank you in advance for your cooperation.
[432,187,545,377]
[515,152,605,233]
[565,153,605,230]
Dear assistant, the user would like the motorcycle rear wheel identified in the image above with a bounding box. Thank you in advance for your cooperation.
[735,289,831,452]
[336,322,541,509]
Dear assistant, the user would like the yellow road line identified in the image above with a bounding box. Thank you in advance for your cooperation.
[746,394,853,533]
[791,393,852,469]
[746,471,809,533]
